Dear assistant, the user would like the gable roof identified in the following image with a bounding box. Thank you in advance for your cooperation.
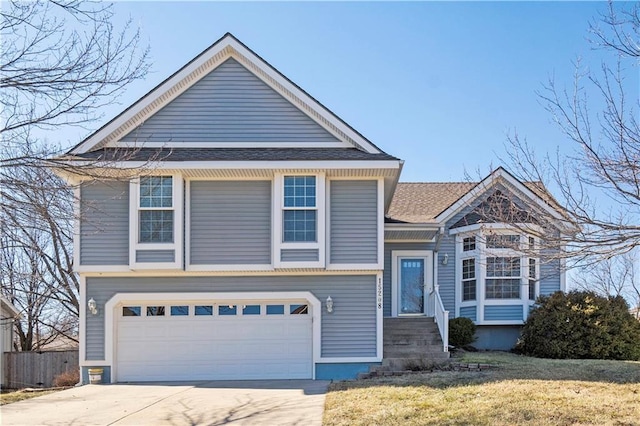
[387,167,566,224]
[69,33,385,155]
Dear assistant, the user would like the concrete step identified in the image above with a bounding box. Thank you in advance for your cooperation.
[384,349,449,358]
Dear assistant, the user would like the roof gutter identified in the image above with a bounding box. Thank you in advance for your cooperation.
[385,159,404,213]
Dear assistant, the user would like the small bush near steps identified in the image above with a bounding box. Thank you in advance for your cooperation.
[516,290,640,360]
[449,317,477,347]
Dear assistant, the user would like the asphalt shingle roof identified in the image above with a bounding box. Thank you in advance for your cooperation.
[71,148,399,162]
[387,182,477,223]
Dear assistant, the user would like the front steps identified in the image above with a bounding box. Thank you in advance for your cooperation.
[358,317,449,379]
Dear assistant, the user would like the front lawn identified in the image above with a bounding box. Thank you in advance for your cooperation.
[323,352,640,426]
[0,388,59,405]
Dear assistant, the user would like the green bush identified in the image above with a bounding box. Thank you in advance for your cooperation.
[516,290,640,360]
[449,317,477,347]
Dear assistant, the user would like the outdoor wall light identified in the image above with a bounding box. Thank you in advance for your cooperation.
[326,296,334,313]
[441,253,449,266]
[88,298,98,315]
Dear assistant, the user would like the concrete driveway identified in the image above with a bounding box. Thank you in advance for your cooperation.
[1,380,329,425]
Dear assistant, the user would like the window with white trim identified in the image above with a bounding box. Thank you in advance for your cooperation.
[462,258,476,301]
[528,258,537,300]
[282,176,317,242]
[139,176,173,243]
[485,256,521,299]
[457,229,539,307]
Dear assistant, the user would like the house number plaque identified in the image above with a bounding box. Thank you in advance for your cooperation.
[377,277,383,309]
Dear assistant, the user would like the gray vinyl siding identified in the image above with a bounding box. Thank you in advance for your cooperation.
[459,306,477,321]
[85,275,376,360]
[281,249,319,262]
[484,305,523,321]
[330,180,378,264]
[80,181,129,265]
[190,181,271,265]
[135,250,175,263]
[383,242,436,317]
[120,59,338,143]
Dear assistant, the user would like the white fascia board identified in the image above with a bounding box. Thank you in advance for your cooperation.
[435,168,565,224]
[0,296,20,317]
[72,35,382,155]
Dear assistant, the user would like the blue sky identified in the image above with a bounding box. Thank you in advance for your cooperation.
[70,1,631,183]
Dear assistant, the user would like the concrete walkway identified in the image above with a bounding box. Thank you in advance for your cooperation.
[0,380,329,425]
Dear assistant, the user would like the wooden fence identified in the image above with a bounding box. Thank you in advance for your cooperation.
[3,350,79,389]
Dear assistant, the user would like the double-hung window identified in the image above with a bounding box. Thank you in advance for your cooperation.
[130,174,182,269]
[139,176,174,243]
[283,176,317,242]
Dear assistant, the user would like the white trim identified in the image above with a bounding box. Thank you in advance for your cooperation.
[79,276,86,364]
[273,173,326,269]
[560,256,567,292]
[73,185,81,272]
[376,272,383,359]
[377,179,385,268]
[79,270,380,278]
[105,291,322,382]
[436,168,566,224]
[71,35,381,155]
[449,222,543,236]
[390,250,433,317]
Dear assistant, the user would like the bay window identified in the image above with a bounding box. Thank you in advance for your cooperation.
[456,228,539,324]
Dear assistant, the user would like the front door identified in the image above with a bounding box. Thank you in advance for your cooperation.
[392,251,433,316]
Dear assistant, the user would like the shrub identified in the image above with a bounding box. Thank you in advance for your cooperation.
[449,317,477,347]
[52,370,79,388]
[516,291,640,360]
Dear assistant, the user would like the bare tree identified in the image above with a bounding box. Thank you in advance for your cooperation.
[574,252,640,308]
[1,0,150,169]
[497,2,639,266]
[0,0,150,349]
[0,162,78,350]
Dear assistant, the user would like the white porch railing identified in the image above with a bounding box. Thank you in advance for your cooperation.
[430,288,449,352]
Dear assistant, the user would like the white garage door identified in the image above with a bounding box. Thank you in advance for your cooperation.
[116,300,312,381]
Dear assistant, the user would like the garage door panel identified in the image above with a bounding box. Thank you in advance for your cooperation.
[116,300,313,381]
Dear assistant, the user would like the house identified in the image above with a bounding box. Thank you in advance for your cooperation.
[1,296,20,387]
[59,33,566,383]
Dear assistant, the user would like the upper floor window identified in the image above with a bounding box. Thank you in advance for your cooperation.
[139,176,173,243]
[463,236,476,251]
[283,176,317,242]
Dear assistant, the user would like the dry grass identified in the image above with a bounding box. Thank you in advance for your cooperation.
[0,388,59,405]
[323,352,640,426]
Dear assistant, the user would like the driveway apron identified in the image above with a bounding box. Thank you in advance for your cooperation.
[0,380,329,425]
